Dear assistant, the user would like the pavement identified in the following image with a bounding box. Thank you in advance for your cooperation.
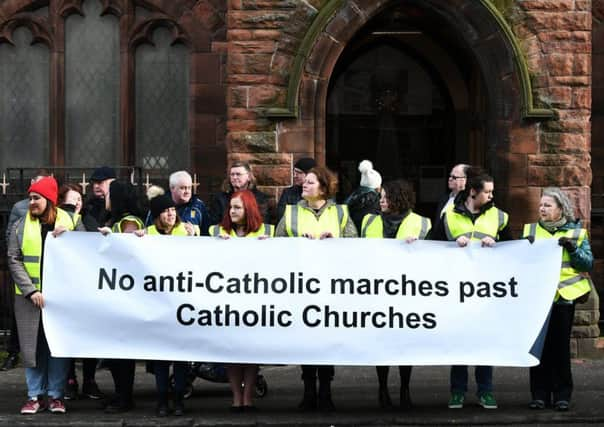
[0,359,604,426]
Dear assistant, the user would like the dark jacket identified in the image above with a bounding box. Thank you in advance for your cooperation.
[345,186,380,232]
[276,185,303,222]
[209,188,270,225]
[429,196,512,242]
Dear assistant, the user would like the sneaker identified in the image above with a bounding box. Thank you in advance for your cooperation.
[1,353,19,371]
[448,392,464,409]
[82,381,105,400]
[528,399,545,409]
[64,379,78,400]
[554,400,569,411]
[49,398,66,414]
[20,398,47,415]
[478,392,498,409]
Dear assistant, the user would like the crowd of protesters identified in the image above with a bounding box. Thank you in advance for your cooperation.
[3,159,593,416]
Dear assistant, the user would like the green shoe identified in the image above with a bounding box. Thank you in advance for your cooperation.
[448,392,464,409]
[478,392,498,409]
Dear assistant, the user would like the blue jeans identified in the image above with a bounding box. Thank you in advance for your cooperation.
[450,365,493,394]
[25,328,69,399]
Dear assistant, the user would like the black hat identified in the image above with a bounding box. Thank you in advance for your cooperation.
[294,157,316,173]
[90,166,116,182]
[150,194,175,219]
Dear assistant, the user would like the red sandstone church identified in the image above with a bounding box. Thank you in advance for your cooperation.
[0,0,602,353]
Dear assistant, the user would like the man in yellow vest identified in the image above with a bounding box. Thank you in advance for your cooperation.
[429,167,511,410]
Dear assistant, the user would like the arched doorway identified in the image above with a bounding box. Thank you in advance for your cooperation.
[326,3,486,216]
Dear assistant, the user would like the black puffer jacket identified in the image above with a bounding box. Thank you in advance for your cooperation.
[345,187,380,232]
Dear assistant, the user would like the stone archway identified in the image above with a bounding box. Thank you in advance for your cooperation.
[269,0,555,212]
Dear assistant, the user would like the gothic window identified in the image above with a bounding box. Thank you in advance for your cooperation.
[65,0,120,167]
[0,0,195,174]
[0,27,49,171]
[135,27,189,172]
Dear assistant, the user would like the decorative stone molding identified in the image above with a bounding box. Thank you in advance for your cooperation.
[263,0,554,121]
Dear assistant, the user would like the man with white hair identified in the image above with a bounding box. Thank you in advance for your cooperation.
[168,170,210,236]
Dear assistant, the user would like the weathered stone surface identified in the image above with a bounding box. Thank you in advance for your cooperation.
[228,131,277,152]
[229,11,291,29]
[572,325,601,339]
[574,310,600,326]
[509,126,538,154]
[524,12,591,31]
[520,0,576,11]
[252,165,292,186]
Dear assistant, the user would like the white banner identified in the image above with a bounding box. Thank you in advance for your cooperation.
[42,233,561,367]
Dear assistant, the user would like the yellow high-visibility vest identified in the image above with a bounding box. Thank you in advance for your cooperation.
[284,204,348,238]
[111,215,144,233]
[361,212,431,239]
[16,208,76,295]
[147,223,189,236]
[522,222,591,301]
[444,205,508,241]
[209,223,274,238]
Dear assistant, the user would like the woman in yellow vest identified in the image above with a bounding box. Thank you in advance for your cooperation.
[7,176,84,415]
[139,194,197,237]
[361,179,431,410]
[209,190,272,411]
[429,167,511,410]
[275,166,357,412]
[134,193,195,416]
[209,189,274,239]
[522,187,592,411]
[97,181,144,413]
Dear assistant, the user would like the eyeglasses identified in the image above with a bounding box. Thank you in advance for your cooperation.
[449,175,466,180]
[230,172,248,177]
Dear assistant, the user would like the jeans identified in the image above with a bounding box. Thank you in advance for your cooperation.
[25,329,69,399]
[450,365,493,394]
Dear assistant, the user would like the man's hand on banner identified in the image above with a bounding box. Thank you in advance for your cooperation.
[481,236,496,247]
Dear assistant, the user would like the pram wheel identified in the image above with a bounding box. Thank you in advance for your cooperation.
[255,374,268,397]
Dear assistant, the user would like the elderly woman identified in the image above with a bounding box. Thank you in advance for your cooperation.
[522,188,592,411]
[209,161,270,225]
[8,176,85,414]
[360,179,431,410]
[209,190,272,411]
[276,166,357,411]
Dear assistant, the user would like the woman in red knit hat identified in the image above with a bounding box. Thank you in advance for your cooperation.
[7,176,85,415]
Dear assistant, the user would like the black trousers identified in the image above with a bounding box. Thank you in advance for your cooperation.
[376,366,412,388]
[108,359,136,404]
[530,303,575,403]
[7,313,20,354]
[68,358,98,383]
[301,365,334,383]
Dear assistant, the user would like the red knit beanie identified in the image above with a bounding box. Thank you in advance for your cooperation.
[28,176,58,205]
